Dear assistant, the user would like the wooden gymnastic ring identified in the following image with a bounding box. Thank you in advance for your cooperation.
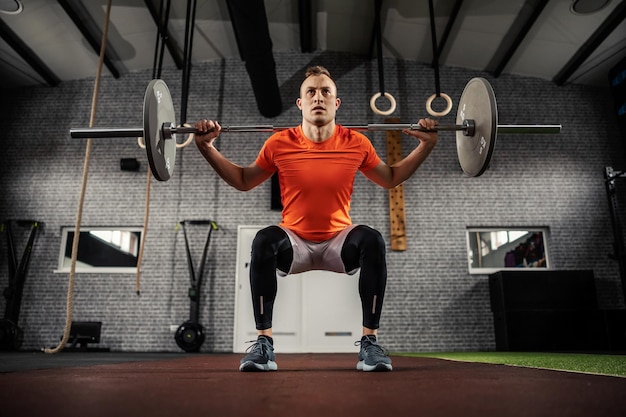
[426,93,453,117]
[175,123,195,148]
[370,92,397,116]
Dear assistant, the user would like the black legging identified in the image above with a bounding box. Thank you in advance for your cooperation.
[249,225,387,330]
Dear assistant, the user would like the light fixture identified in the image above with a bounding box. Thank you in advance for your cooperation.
[570,0,611,15]
[0,0,23,15]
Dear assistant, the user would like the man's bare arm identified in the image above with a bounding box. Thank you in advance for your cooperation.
[195,119,273,191]
[362,118,438,189]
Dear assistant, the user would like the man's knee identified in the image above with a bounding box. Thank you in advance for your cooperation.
[251,226,284,258]
[351,226,385,253]
[363,226,385,253]
[251,226,292,272]
[341,225,386,270]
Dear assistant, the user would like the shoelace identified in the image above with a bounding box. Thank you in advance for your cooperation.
[244,338,272,355]
[354,337,389,355]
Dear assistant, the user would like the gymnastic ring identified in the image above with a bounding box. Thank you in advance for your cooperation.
[426,93,453,117]
[370,92,397,116]
[176,123,195,149]
[138,124,194,149]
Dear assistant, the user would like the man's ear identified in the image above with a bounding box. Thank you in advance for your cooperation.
[335,98,341,109]
[296,97,302,110]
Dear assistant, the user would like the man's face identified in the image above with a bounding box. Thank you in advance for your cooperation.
[296,75,341,126]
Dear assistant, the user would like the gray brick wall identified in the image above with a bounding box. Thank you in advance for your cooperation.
[0,50,624,353]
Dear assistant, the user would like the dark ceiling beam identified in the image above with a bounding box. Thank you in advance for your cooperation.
[144,0,184,70]
[489,0,550,78]
[226,0,282,118]
[553,0,626,86]
[0,18,60,86]
[57,0,120,78]
[299,0,313,53]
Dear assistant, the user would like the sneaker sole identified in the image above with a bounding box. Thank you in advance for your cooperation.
[356,361,392,372]
[239,360,278,372]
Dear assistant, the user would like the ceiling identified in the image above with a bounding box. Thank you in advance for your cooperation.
[0,0,625,92]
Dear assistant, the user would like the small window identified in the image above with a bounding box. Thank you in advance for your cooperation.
[466,227,550,275]
[56,226,143,273]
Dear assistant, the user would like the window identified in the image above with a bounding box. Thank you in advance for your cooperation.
[56,226,143,273]
[466,227,550,275]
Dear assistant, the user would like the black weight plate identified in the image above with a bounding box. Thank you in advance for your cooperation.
[456,77,497,177]
[175,321,205,352]
[144,79,176,181]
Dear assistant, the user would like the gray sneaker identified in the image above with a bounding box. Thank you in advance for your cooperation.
[239,336,278,372]
[355,335,392,371]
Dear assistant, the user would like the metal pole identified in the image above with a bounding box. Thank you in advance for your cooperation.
[605,167,626,307]
[70,127,144,138]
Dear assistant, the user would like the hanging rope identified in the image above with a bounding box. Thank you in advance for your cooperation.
[44,0,112,354]
[135,170,151,296]
[426,0,452,117]
[370,0,396,116]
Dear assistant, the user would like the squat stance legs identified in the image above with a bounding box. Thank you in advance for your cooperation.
[249,225,386,338]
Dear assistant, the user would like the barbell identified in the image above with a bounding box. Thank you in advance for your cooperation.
[70,77,561,180]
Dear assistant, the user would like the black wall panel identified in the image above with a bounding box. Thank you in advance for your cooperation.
[488,270,619,351]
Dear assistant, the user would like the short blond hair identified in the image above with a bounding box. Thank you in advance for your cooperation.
[304,65,333,80]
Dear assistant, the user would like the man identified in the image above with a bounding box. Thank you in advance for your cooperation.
[195,66,438,372]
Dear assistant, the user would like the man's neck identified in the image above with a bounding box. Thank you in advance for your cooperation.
[301,120,336,143]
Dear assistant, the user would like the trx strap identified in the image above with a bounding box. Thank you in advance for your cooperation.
[428,0,441,98]
[1,220,40,350]
[425,0,452,117]
[179,220,218,323]
[370,0,396,116]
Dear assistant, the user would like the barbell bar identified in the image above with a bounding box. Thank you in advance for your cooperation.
[70,122,561,138]
[69,77,562,180]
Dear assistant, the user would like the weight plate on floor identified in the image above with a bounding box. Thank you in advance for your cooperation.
[456,77,497,177]
[175,321,205,353]
[144,79,176,181]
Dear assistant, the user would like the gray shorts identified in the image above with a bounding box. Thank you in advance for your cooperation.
[278,225,360,276]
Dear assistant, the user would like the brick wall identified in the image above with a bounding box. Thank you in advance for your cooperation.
[0,50,624,352]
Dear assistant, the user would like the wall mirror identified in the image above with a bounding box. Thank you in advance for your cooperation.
[466,228,550,275]
[56,226,142,273]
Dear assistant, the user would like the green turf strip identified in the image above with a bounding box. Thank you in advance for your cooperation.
[395,352,626,378]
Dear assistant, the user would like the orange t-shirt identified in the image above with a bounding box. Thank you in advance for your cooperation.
[255,125,381,242]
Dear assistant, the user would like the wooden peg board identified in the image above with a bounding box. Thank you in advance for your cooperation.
[385,118,407,251]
